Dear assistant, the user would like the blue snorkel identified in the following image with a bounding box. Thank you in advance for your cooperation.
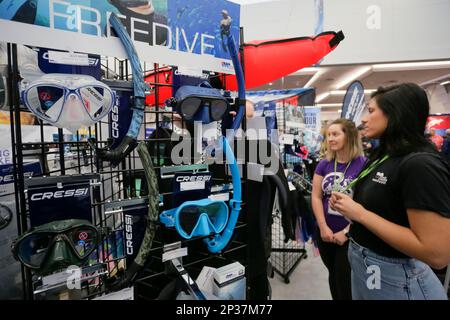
[93,13,146,166]
[159,136,241,253]
[159,13,245,253]
[223,19,246,143]
[206,135,242,253]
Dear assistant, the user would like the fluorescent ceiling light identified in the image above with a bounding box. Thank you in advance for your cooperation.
[440,80,450,86]
[334,66,372,90]
[330,90,347,95]
[291,67,320,76]
[373,61,450,71]
[304,69,325,88]
[316,92,330,103]
[330,89,376,95]
[317,103,341,107]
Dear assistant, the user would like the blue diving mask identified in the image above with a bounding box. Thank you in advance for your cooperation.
[168,84,229,124]
[21,74,115,133]
[160,136,241,253]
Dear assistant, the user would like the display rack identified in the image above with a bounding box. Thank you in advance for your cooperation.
[269,100,309,284]
[4,38,249,300]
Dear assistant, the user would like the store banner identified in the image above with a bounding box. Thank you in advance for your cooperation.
[0,0,240,74]
[341,80,365,126]
[303,106,321,132]
[426,114,450,136]
[247,88,315,130]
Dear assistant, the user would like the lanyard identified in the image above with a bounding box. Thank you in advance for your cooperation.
[341,155,390,193]
[333,158,352,192]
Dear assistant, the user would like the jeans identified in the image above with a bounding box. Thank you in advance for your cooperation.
[348,239,448,300]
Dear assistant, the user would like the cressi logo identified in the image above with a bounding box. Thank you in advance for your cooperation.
[30,188,89,201]
[125,214,133,256]
[176,175,212,182]
[111,99,120,139]
[0,171,34,184]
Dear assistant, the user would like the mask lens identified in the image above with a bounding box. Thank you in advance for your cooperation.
[178,203,227,236]
[178,206,203,235]
[210,100,228,120]
[71,228,98,258]
[25,86,65,122]
[80,86,113,121]
[18,233,53,268]
[180,97,201,119]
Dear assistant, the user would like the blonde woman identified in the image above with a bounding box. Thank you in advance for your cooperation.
[312,118,365,300]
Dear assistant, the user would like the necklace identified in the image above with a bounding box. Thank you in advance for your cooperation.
[333,158,353,192]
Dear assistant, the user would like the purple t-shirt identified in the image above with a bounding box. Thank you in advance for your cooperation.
[315,156,366,232]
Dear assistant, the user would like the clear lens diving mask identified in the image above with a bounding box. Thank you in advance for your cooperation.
[21,74,115,133]
[168,85,229,124]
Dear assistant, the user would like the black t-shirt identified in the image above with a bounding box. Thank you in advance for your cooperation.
[351,152,450,258]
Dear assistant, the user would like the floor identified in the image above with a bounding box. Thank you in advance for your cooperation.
[269,244,332,300]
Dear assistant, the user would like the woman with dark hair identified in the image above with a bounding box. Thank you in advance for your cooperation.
[330,83,450,300]
[311,118,365,300]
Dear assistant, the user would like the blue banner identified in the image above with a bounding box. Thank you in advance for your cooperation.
[0,0,240,73]
[341,80,365,126]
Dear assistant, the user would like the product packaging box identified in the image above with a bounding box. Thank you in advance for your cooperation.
[212,262,246,300]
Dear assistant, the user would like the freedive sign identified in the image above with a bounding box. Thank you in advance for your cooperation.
[0,0,240,74]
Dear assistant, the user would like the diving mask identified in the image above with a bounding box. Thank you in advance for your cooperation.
[160,199,229,239]
[168,85,229,124]
[12,219,100,275]
[21,74,115,133]
[160,136,242,253]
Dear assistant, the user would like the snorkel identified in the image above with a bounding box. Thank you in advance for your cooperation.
[206,135,241,253]
[204,12,243,252]
[108,141,160,290]
[94,13,146,166]
[222,15,245,142]
[159,136,241,253]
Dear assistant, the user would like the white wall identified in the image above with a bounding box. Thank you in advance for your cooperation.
[241,0,450,64]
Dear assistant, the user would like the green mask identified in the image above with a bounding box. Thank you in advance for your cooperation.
[12,219,100,276]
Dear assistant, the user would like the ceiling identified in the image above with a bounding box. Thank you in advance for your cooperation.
[252,61,450,117]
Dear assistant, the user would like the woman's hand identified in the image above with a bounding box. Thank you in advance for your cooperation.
[319,224,335,243]
[330,192,367,223]
[333,229,348,246]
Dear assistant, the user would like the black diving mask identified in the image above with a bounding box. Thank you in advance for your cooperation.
[12,219,100,275]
